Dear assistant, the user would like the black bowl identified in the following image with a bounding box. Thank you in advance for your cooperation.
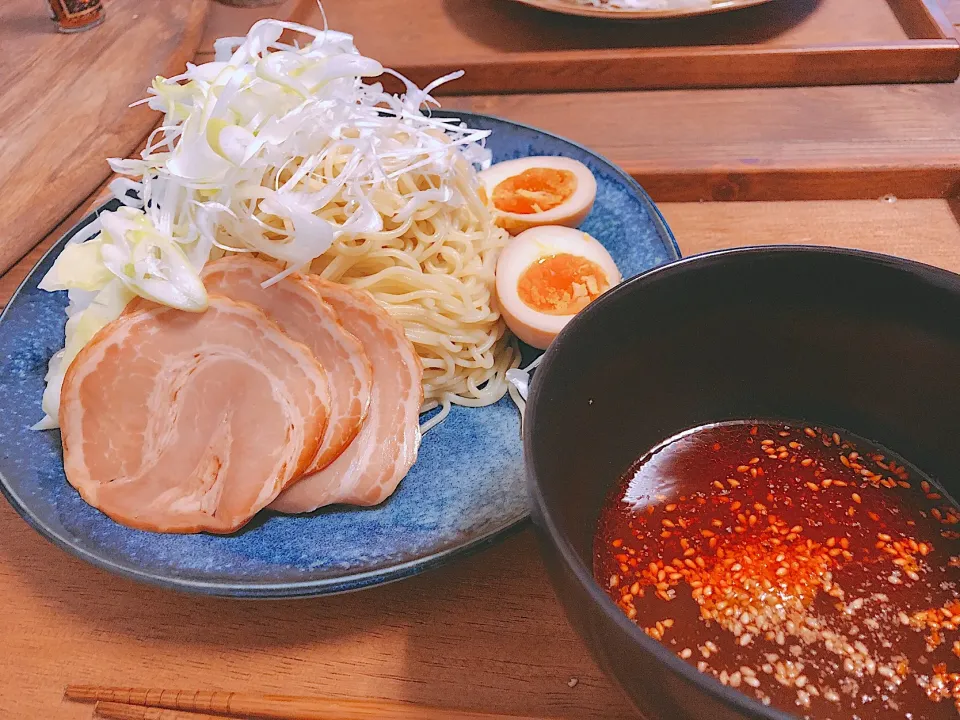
[524,246,960,720]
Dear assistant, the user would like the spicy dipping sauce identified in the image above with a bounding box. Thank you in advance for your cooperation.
[594,421,960,720]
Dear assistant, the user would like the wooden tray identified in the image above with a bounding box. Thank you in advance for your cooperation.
[0,0,208,276]
[445,83,960,201]
[321,0,960,94]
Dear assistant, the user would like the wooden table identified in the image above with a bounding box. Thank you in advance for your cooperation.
[0,0,208,275]
[2,3,960,719]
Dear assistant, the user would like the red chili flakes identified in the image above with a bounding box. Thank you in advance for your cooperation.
[595,421,960,720]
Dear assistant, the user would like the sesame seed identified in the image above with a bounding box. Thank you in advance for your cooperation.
[598,421,960,718]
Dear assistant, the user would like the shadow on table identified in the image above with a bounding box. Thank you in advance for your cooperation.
[442,0,823,52]
[1,512,630,719]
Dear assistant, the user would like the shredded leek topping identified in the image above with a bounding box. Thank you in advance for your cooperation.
[36,18,497,429]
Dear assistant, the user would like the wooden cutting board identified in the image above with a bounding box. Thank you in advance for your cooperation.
[0,0,208,276]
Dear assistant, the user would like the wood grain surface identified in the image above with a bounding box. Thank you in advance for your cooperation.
[662,197,960,263]
[0,0,956,281]
[2,197,960,720]
[195,0,315,60]
[445,84,960,201]
[67,686,560,719]
[0,514,628,720]
[317,0,960,94]
[4,3,960,720]
[0,0,208,277]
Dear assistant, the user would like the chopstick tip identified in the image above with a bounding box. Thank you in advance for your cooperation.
[64,684,97,701]
[94,702,140,720]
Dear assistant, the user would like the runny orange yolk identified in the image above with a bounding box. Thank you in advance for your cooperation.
[516,253,609,316]
[492,168,577,215]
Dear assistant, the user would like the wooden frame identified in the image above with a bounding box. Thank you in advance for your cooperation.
[445,80,960,201]
[383,0,960,94]
[633,166,960,202]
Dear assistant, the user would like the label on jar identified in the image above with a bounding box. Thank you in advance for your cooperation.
[49,0,104,29]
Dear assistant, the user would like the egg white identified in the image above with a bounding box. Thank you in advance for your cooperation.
[479,156,597,235]
[496,226,621,349]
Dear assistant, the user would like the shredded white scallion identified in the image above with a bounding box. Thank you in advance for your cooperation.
[506,353,544,421]
[36,17,512,430]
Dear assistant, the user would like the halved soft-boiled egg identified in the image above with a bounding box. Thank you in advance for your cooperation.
[479,156,597,234]
[496,226,620,350]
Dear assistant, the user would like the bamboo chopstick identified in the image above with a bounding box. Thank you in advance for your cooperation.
[95,702,225,720]
[66,686,556,720]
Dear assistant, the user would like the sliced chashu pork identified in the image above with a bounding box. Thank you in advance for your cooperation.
[271,281,423,513]
[60,295,330,534]
[201,256,372,474]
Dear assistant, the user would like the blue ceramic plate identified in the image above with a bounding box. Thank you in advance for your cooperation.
[0,111,679,597]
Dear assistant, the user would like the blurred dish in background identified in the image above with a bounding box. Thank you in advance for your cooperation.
[509,0,776,20]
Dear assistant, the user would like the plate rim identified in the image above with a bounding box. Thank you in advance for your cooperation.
[507,0,776,20]
[0,111,680,598]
